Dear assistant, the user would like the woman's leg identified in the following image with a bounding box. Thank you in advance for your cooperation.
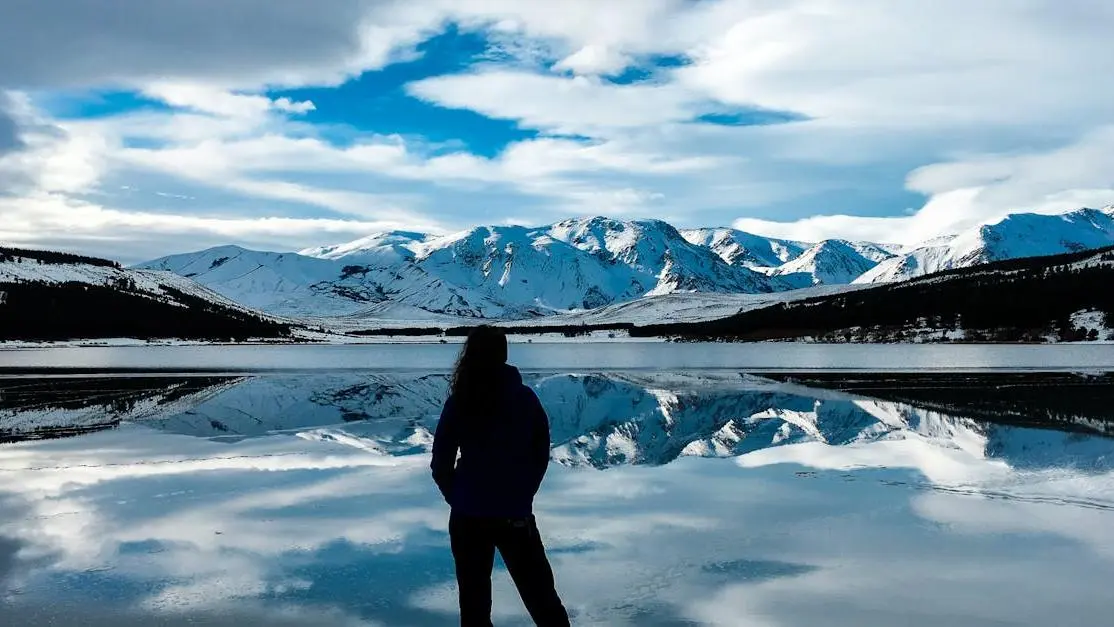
[449,513,497,627]
[496,516,570,627]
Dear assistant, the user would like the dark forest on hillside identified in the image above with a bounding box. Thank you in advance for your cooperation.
[0,247,122,268]
[0,281,291,341]
[632,246,1114,342]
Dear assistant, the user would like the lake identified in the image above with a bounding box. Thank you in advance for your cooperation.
[3,342,1114,371]
[1,345,1114,625]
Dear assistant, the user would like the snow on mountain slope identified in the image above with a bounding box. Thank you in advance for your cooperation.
[299,231,425,265]
[857,206,1114,283]
[848,241,903,262]
[138,244,510,318]
[0,249,272,318]
[511,283,870,327]
[141,218,783,321]
[546,217,779,296]
[680,227,811,268]
[138,245,341,311]
[770,239,891,286]
[409,224,634,313]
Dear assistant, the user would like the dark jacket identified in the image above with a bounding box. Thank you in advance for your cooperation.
[431,365,551,518]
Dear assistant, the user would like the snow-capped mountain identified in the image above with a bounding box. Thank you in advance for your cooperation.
[769,239,896,287]
[139,218,784,320]
[680,227,811,268]
[129,205,1114,324]
[546,217,776,296]
[857,206,1114,283]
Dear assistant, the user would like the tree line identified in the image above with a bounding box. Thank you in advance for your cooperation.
[631,245,1114,342]
[0,281,291,341]
[0,247,122,268]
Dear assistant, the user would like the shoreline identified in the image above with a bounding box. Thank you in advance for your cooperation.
[3,336,1114,349]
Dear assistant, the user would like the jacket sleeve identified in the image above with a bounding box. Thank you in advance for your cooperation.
[430,396,460,505]
[526,388,552,496]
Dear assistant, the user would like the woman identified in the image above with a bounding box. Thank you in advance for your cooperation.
[431,326,570,627]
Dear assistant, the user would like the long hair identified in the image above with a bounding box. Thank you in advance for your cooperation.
[450,325,509,417]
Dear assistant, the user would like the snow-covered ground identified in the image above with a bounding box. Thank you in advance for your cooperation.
[295,283,870,333]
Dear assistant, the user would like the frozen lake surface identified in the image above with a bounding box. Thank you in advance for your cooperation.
[3,342,1114,372]
[1,360,1114,625]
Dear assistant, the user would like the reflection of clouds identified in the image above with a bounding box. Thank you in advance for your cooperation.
[914,486,1114,559]
[735,437,1016,485]
[2,378,1114,625]
[3,601,385,626]
[0,423,452,619]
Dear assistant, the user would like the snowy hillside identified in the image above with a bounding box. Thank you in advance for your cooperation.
[0,247,289,341]
[857,206,1114,283]
[1,247,265,314]
[509,283,870,327]
[646,243,1114,342]
[135,244,503,318]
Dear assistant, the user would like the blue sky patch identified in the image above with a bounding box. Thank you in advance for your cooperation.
[39,89,174,120]
[271,26,538,158]
[696,109,805,127]
[605,54,691,85]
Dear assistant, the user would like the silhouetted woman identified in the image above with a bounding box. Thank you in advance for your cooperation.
[432,326,570,627]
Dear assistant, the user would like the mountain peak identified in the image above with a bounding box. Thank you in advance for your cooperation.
[770,239,881,286]
[680,227,812,269]
[858,204,1114,283]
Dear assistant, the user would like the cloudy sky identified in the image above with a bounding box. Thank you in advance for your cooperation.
[1,0,1112,262]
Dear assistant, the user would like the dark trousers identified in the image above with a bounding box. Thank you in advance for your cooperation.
[448,512,570,627]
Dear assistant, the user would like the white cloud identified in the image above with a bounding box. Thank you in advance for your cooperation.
[0,0,437,90]
[2,0,1114,257]
[736,127,1114,244]
[553,44,630,76]
[141,83,315,119]
[0,192,440,263]
[0,93,108,195]
[407,70,699,136]
[675,0,1114,128]
[401,0,1114,241]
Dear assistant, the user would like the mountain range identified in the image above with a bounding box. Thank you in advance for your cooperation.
[135,206,1114,323]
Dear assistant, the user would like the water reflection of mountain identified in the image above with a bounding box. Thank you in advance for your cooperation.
[765,372,1114,436]
[0,376,245,442]
[4,371,1113,471]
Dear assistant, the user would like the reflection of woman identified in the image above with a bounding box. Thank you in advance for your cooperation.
[432,326,570,626]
